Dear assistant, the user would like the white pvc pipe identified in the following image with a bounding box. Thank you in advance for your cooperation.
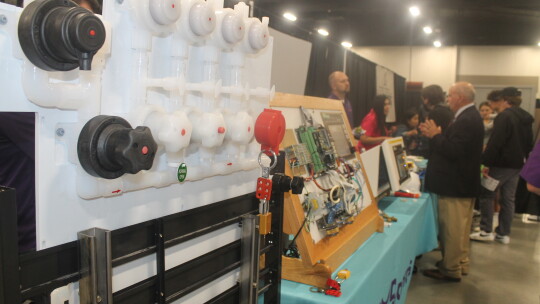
[76,159,259,199]
[21,62,101,111]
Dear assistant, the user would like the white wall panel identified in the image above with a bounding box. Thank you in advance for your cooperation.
[269,28,311,95]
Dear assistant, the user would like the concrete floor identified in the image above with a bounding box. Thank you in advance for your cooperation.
[406,216,540,304]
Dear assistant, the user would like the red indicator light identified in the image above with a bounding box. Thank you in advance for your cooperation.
[89,29,96,36]
[218,127,225,134]
[181,129,186,136]
[142,146,149,155]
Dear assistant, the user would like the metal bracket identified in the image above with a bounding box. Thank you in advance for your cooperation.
[239,214,261,304]
[78,228,112,304]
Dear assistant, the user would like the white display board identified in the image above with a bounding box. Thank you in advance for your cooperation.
[273,105,373,243]
[360,145,383,198]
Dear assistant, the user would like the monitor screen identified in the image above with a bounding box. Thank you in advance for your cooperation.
[377,148,391,197]
[381,137,411,192]
[393,144,410,183]
[320,112,354,159]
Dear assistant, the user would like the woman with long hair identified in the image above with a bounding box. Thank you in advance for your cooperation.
[357,95,392,151]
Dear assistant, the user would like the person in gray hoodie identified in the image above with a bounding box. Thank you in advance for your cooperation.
[470,87,534,244]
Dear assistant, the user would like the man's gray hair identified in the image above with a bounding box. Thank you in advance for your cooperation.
[454,82,475,102]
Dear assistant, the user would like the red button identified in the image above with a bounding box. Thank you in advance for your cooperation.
[142,146,149,155]
[89,29,96,37]
[218,127,225,134]
[181,129,186,136]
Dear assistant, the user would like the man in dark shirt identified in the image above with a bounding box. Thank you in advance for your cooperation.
[470,87,534,244]
[420,84,454,132]
[0,112,36,252]
[328,71,354,128]
[417,84,454,158]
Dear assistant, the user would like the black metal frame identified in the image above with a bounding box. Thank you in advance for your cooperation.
[0,187,21,304]
[0,154,286,304]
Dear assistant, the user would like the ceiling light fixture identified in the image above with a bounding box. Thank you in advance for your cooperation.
[537,42,540,47]
[318,28,329,36]
[423,26,433,34]
[409,6,420,17]
[433,40,442,48]
[341,41,352,48]
[283,12,297,21]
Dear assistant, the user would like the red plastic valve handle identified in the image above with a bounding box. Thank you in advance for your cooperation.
[254,108,286,155]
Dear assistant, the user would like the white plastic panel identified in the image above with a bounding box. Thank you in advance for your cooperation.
[0,0,273,302]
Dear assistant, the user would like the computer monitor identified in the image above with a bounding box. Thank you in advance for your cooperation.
[360,145,391,199]
[377,148,392,197]
[381,137,411,192]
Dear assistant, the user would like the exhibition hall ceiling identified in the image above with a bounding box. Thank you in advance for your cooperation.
[228,0,540,47]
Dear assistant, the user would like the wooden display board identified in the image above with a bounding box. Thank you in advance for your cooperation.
[271,93,384,288]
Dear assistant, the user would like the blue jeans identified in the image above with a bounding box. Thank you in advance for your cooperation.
[478,167,520,236]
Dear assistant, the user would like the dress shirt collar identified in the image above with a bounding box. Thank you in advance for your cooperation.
[454,103,475,120]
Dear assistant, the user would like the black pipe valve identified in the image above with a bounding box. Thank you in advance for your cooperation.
[18,0,106,71]
[272,174,304,195]
[78,116,158,179]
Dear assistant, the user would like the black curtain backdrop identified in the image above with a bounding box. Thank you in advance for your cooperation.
[393,74,407,125]
[345,51,376,127]
[304,40,345,100]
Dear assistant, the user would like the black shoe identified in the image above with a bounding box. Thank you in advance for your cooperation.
[435,260,468,276]
[422,269,461,282]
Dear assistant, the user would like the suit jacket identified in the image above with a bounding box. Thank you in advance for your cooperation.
[425,106,484,197]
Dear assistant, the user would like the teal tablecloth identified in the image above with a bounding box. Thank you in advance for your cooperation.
[280,193,438,304]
